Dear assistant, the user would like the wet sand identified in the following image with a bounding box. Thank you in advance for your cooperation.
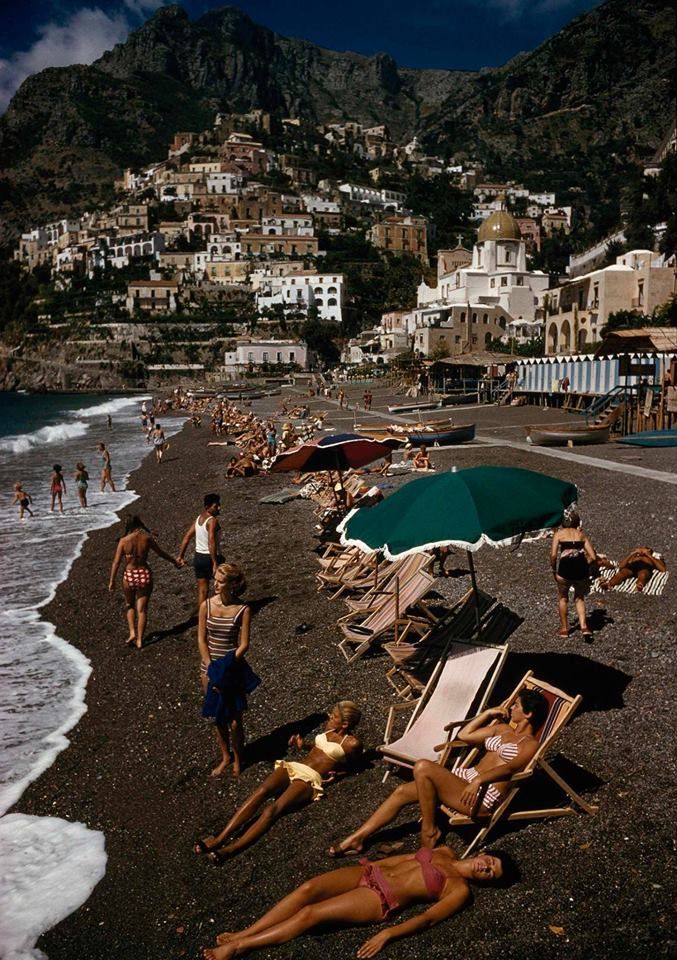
[15,384,676,960]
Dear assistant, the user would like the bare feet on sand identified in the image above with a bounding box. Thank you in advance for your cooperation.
[202,943,237,960]
[215,932,237,945]
[193,835,219,855]
[327,836,363,858]
[210,757,231,777]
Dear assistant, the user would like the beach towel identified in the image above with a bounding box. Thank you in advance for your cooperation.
[202,652,261,725]
[259,488,301,504]
[590,565,669,596]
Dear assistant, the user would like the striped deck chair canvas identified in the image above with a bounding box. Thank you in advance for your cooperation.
[441,671,598,858]
[378,640,508,780]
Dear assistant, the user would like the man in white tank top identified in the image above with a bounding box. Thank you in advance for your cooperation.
[177,493,222,608]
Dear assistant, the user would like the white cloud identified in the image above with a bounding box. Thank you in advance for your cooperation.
[0,3,168,114]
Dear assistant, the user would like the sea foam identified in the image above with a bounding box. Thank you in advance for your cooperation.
[0,423,89,456]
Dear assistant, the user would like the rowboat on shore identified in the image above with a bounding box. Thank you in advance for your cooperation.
[525,424,610,447]
[387,400,442,414]
[357,420,476,447]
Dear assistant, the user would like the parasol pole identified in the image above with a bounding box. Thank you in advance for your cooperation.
[466,550,483,639]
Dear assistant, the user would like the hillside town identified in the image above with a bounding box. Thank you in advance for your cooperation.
[8,110,677,388]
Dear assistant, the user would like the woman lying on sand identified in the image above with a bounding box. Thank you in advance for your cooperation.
[194,701,362,863]
[201,846,512,959]
[328,690,548,857]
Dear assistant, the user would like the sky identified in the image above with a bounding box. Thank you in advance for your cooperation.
[0,0,602,113]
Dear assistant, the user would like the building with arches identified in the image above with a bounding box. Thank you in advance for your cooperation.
[543,249,675,355]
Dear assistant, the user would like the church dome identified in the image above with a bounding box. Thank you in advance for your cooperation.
[478,209,521,242]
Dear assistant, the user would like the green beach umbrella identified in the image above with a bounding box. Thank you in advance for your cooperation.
[338,466,577,634]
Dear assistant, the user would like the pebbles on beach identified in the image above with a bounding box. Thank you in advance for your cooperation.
[12,385,676,960]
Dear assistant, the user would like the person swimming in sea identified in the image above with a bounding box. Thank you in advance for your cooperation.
[13,481,34,519]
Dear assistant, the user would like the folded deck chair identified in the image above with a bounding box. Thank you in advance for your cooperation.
[317,551,378,592]
[259,487,301,505]
[342,553,433,609]
[337,568,438,664]
[439,672,598,858]
[383,589,501,699]
[379,639,508,782]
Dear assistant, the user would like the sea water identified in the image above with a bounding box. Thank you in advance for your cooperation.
[0,393,183,959]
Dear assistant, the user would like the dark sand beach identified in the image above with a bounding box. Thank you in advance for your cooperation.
[15,385,676,960]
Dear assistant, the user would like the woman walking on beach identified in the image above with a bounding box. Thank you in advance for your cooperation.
[328,691,547,858]
[50,464,66,513]
[198,562,255,777]
[108,514,180,648]
[550,508,597,640]
[201,847,511,960]
[74,462,89,508]
[152,423,167,464]
[194,702,362,863]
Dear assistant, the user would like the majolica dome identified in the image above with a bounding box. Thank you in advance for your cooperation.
[478,209,521,242]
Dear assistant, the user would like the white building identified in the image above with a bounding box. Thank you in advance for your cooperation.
[410,208,549,351]
[260,214,314,237]
[338,183,405,211]
[301,194,341,215]
[206,171,245,195]
[88,231,165,275]
[224,338,308,374]
[255,271,343,324]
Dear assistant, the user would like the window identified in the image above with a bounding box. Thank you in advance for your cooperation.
[593,284,599,308]
[248,352,254,361]
[500,276,507,287]
[472,335,478,344]
[637,281,644,306]
[262,352,269,362]
[289,351,295,361]
[483,313,489,324]
[490,278,495,288]
[328,297,337,306]
[460,311,466,322]
[516,276,524,286]
[472,313,478,324]
[455,335,461,344]
[277,352,282,362]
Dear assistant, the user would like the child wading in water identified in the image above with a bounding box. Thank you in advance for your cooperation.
[13,482,34,519]
[75,462,89,508]
[50,464,66,513]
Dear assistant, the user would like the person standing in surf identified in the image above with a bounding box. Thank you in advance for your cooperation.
[50,464,66,513]
[13,481,34,519]
[98,442,116,492]
[75,462,89,508]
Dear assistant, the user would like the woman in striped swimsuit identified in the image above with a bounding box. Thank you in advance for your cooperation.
[329,689,549,857]
[198,562,253,777]
[108,514,179,648]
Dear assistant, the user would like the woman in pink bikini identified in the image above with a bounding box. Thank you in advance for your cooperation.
[328,688,548,857]
[201,845,511,959]
[108,514,180,648]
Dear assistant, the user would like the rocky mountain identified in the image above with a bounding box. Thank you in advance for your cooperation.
[0,0,674,244]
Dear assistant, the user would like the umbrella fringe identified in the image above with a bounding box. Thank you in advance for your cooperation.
[340,525,556,560]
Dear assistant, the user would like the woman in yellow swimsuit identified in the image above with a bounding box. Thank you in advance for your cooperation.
[194,702,362,862]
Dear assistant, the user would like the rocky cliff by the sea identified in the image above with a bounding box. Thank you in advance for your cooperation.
[0,0,674,243]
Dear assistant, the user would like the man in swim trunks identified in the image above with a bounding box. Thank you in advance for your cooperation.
[600,546,667,592]
[177,493,222,609]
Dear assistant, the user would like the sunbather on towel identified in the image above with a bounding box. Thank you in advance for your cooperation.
[194,702,362,863]
[201,846,514,960]
[328,690,548,857]
[599,546,666,592]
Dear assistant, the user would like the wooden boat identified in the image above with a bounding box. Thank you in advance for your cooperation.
[357,420,476,447]
[387,400,442,414]
[526,424,610,447]
[617,429,677,447]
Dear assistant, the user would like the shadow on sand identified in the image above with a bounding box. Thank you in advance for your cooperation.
[494,651,632,712]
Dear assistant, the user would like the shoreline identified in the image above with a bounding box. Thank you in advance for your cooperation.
[11,389,676,960]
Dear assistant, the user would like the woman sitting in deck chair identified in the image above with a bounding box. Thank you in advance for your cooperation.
[195,701,362,863]
[328,689,548,857]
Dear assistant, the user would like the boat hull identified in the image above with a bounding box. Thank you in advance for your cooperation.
[357,421,476,446]
[617,430,677,447]
[526,425,610,447]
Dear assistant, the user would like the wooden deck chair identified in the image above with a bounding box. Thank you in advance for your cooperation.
[379,639,508,782]
[316,550,378,592]
[383,589,499,699]
[337,568,438,664]
[439,672,598,858]
[342,553,433,608]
